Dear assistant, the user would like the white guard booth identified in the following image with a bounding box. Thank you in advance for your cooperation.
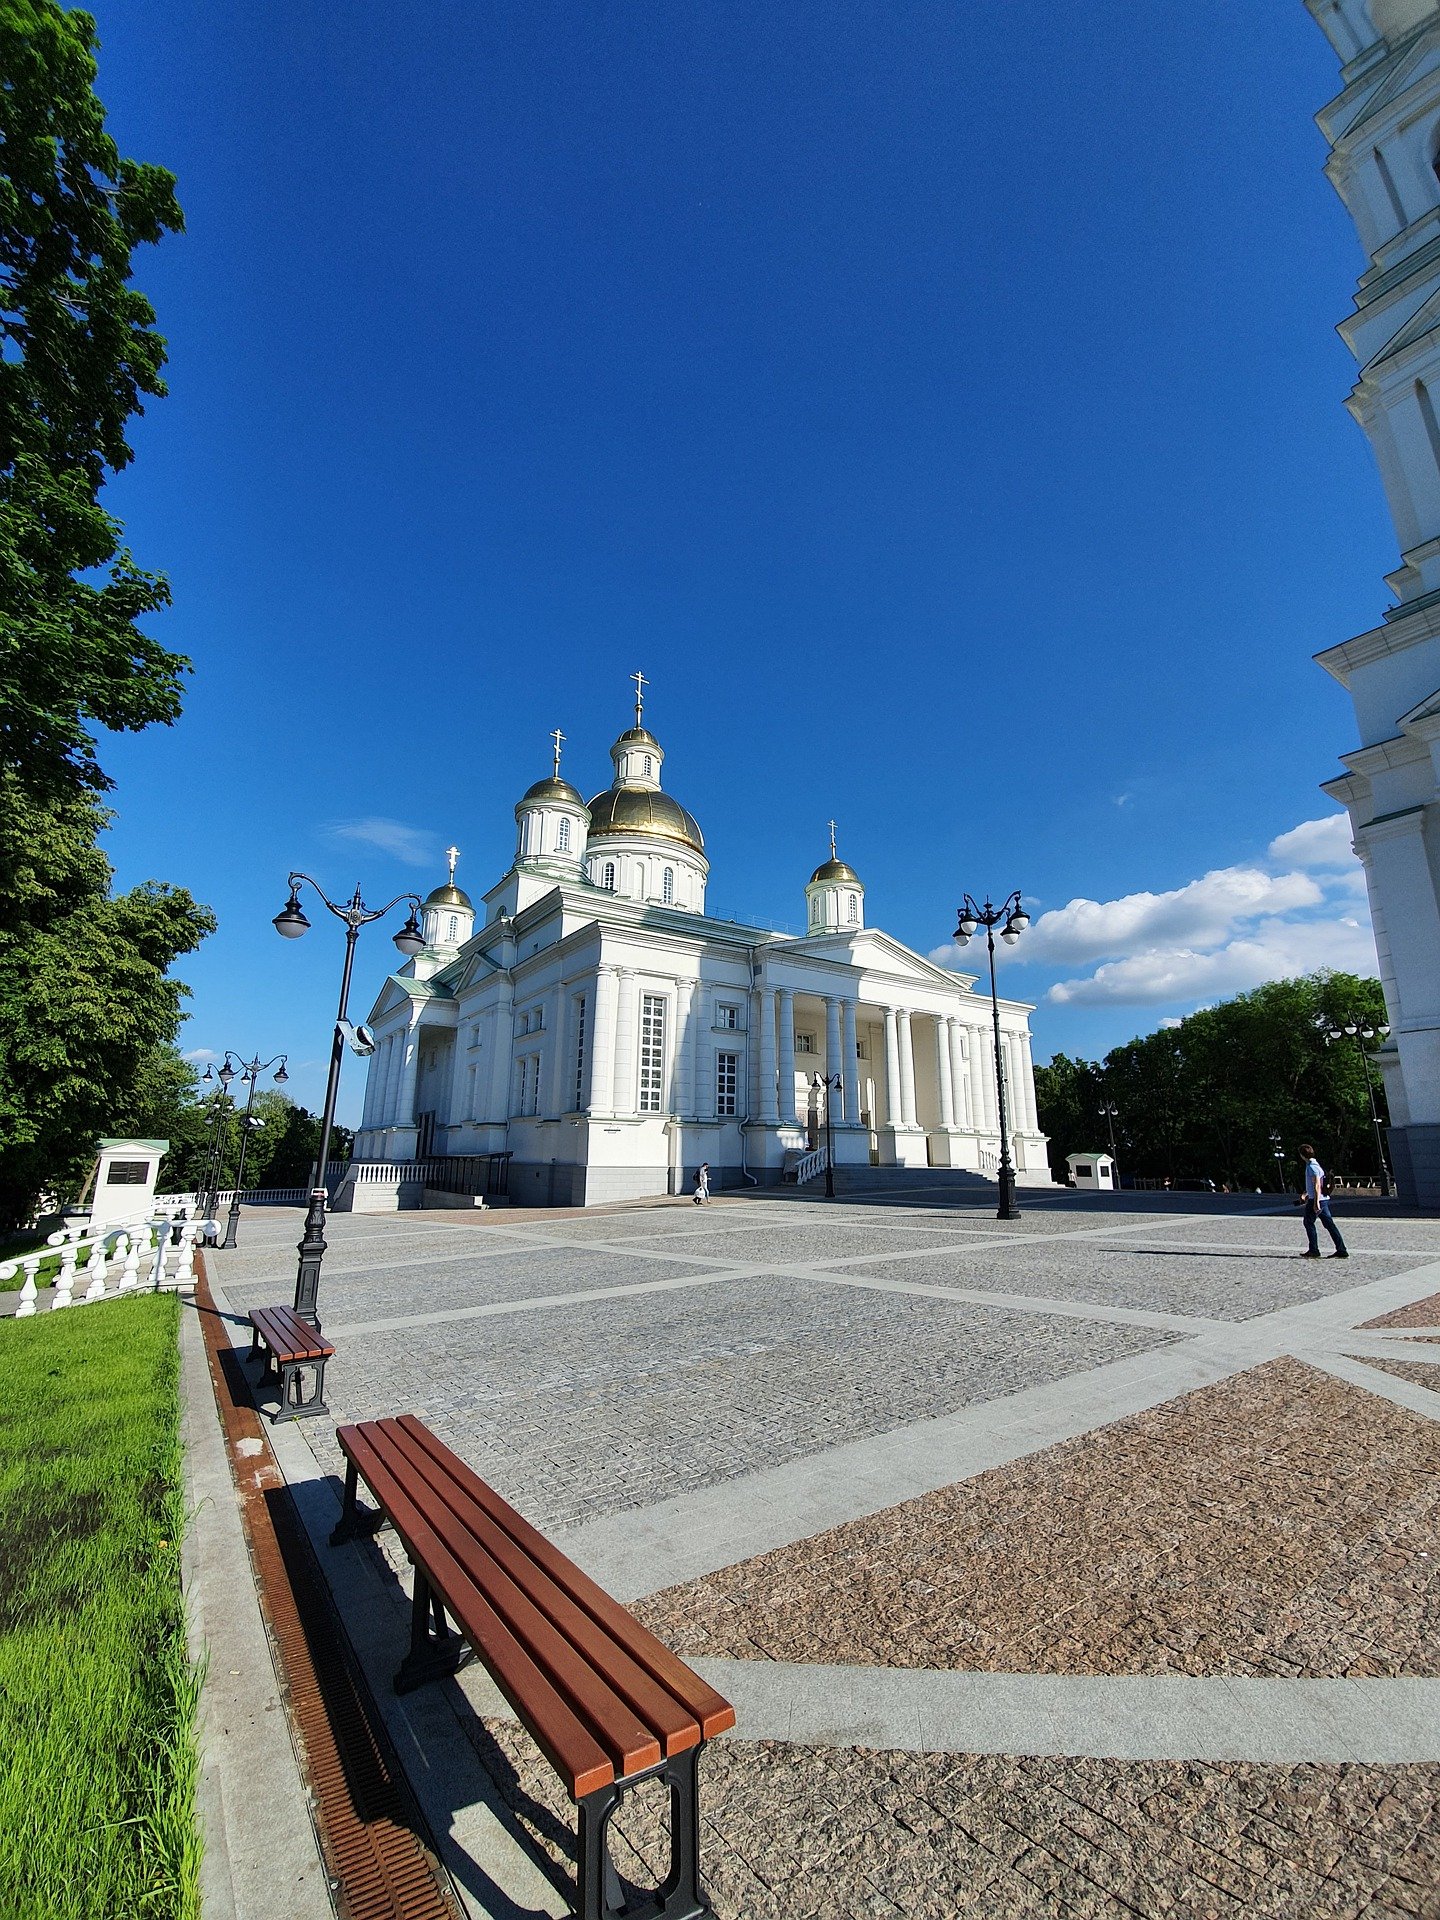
[90,1138,169,1232]
[1066,1150,1117,1192]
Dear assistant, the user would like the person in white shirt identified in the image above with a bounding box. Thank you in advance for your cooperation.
[1300,1143,1348,1259]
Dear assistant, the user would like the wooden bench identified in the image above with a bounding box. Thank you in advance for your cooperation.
[247,1306,334,1422]
[330,1414,735,1920]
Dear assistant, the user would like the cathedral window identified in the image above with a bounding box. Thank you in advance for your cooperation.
[810,897,821,925]
[573,995,587,1110]
[643,756,653,777]
[602,861,616,891]
[557,817,571,852]
[847,893,858,923]
[716,1051,738,1117]
[796,1032,816,1054]
[662,867,675,905]
[715,1003,739,1030]
[447,915,458,941]
[639,994,666,1111]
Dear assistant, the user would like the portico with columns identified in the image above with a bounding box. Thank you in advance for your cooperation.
[348,687,1047,1207]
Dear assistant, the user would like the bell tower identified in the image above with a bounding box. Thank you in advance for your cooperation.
[1309,0,1440,1203]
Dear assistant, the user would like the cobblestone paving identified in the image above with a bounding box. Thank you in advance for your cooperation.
[618,1223,1005,1263]
[635,1360,1440,1678]
[835,1243,1406,1320]
[1358,1356,1440,1394]
[298,1271,1175,1532]
[1365,1294,1440,1329]
[475,1725,1440,1919]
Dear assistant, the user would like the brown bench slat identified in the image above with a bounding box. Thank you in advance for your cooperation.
[382,1418,701,1759]
[250,1305,332,1363]
[341,1425,646,1796]
[396,1414,736,1741]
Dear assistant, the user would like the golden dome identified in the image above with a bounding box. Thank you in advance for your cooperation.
[809,857,861,886]
[586,785,704,853]
[519,776,587,809]
[424,882,473,910]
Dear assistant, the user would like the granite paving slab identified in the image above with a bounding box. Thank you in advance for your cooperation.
[635,1358,1440,1679]
[834,1242,1407,1321]
[294,1273,1176,1534]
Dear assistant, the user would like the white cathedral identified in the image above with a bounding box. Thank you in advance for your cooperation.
[1308,0,1440,1204]
[346,684,1047,1208]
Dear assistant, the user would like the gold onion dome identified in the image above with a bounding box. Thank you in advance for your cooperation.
[585,785,705,853]
[614,725,661,749]
[424,880,473,910]
[520,775,587,808]
[810,857,861,886]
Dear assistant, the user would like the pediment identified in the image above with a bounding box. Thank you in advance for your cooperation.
[365,971,455,1026]
[1337,30,1440,143]
[793,926,981,995]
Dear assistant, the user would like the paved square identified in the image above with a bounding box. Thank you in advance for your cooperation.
[203,1188,1440,1918]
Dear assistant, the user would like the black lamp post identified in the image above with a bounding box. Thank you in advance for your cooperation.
[1098,1098,1120,1183]
[1269,1130,1286,1193]
[199,1060,236,1222]
[952,891,1030,1220]
[811,1071,841,1198]
[1317,1015,1393,1197]
[274,874,425,1329]
[214,1052,290,1248]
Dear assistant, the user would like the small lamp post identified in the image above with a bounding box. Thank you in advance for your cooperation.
[811,1071,841,1199]
[1269,1130,1286,1193]
[952,891,1030,1220]
[199,1059,236,1222]
[1316,1015,1393,1198]
[213,1052,290,1249]
[274,875,424,1329]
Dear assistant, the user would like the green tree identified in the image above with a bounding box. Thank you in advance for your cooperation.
[0,5,211,1227]
[0,0,187,830]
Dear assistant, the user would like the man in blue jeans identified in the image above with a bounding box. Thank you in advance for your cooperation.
[1300,1143,1348,1258]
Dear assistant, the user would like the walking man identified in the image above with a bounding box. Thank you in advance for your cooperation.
[1300,1142,1348,1259]
[692,1161,711,1205]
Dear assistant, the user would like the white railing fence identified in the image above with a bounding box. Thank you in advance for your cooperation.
[1,1213,210,1318]
[793,1147,829,1186]
[979,1147,1000,1176]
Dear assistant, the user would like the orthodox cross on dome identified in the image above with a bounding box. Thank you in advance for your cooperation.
[827,819,838,859]
[550,728,565,777]
[446,845,460,882]
[632,668,648,727]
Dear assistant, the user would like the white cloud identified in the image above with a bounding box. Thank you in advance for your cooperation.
[184,1047,218,1064]
[328,817,435,868]
[925,813,1379,1014]
[1013,866,1324,967]
[1046,914,1378,1007]
[1158,1017,1184,1029]
[1266,814,1355,869]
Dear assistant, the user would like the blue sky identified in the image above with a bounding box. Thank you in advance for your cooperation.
[89,2,1389,1121]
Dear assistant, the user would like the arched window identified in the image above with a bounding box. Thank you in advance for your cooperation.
[602,861,616,891]
[847,893,858,923]
[643,755,653,777]
[662,867,674,904]
[557,816,571,852]
[447,915,458,941]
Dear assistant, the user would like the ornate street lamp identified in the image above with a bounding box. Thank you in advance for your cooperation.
[198,1060,236,1223]
[273,874,424,1328]
[810,1071,841,1199]
[1269,1129,1286,1193]
[1098,1098,1120,1182]
[1316,1014,1393,1198]
[952,891,1030,1220]
[209,1052,290,1249]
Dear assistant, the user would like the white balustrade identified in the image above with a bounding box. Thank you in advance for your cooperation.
[1,1211,206,1321]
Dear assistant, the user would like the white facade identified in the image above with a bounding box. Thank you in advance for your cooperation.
[349,705,1047,1208]
[1308,0,1440,1203]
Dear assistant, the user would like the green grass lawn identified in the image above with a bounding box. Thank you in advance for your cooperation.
[0,1295,201,1920]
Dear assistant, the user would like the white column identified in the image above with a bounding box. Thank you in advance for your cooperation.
[547,988,571,1117]
[777,987,797,1124]
[691,981,707,1119]
[612,968,637,1116]
[842,999,860,1124]
[883,1007,902,1128]
[758,986,779,1123]
[824,997,843,1120]
[949,1020,970,1127]
[936,1014,956,1127]
[397,1020,421,1134]
[897,1009,917,1127]
[486,987,514,1121]
[674,979,695,1116]
[379,1033,400,1127]
[1018,1032,1037,1131]
[967,1027,985,1130]
[588,966,617,1113]
[360,1046,381,1131]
